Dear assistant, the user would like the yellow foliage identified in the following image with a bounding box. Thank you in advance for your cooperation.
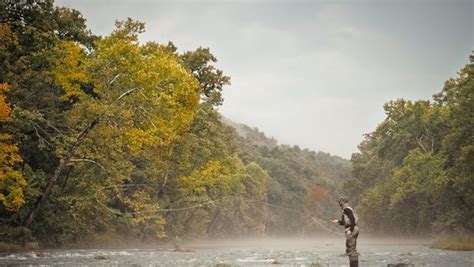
[179,160,222,195]
[0,85,26,210]
[0,24,18,50]
[53,41,88,101]
[53,20,201,238]
[122,190,166,237]
[0,83,12,122]
[178,157,246,200]
[123,190,159,224]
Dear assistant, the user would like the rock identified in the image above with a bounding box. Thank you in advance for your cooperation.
[172,244,195,252]
[400,252,413,256]
[24,242,40,250]
[35,251,48,257]
[94,254,110,260]
[24,252,36,258]
[387,264,414,267]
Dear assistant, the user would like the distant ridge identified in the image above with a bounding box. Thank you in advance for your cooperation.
[221,116,351,181]
[221,116,348,162]
[221,117,278,148]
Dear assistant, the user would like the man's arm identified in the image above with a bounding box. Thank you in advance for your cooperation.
[343,208,356,232]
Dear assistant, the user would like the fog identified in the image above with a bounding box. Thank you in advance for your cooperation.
[4,237,472,266]
[181,236,433,250]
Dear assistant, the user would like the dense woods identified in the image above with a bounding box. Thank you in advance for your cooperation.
[0,1,351,247]
[345,57,473,235]
[0,0,471,249]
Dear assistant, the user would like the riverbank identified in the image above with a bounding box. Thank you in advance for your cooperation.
[0,242,25,253]
[430,236,474,251]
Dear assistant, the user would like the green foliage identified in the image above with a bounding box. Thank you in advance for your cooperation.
[0,0,97,225]
[0,0,352,246]
[0,83,26,211]
[0,224,33,244]
[233,125,351,235]
[350,56,474,234]
[178,47,231,106]
[40,18,201,243]
[0,241,24,252]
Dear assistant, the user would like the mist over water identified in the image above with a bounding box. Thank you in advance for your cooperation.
[2,237,473,266]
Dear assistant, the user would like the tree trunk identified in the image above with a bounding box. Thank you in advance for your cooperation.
[24,119,99,227]
[207,207,221,235]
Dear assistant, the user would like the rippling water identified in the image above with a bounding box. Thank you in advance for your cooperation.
[1,238,473,266]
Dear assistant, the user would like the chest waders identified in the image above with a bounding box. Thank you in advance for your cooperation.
[342,207,359,267]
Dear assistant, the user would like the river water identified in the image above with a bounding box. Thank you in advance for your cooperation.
[1,238,473,266]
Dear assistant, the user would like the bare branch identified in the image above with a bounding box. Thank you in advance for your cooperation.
[416,134,428,153]
[45,120,64,134]
[69,158,105,170]
[157,173,168,195]
[109,73,123,86]
[137,106,158,130]
[117,87,140,101]
[32,124,53,147]
[139,91,150,100]
[25,118,99,227]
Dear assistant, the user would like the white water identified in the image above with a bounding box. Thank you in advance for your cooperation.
[1,238,473,266]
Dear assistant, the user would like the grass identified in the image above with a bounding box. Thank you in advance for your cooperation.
[0,241,25,253]
[430,236,474,251]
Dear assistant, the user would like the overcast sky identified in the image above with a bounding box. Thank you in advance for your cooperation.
[57,0,472,159]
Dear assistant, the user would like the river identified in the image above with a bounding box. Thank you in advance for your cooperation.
[1,238,473,266]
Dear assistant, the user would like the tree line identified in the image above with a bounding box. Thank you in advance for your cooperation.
[0,0,350,247]
[3,0,467,248]
[346,55,473,235]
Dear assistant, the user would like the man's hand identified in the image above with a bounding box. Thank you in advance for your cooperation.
[330,220,339,224]
[345,230,352,237]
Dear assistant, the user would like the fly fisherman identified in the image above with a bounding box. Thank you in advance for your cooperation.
[331,196,359,267]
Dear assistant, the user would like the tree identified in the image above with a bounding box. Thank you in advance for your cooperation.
[0,83,26,211]
[351,54,473,234]
[24,19,201,236]
[0,0,96,226]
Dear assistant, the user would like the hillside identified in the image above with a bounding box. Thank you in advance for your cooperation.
[223,118,352,235]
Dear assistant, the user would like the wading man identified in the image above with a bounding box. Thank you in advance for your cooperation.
[331,196,359,267]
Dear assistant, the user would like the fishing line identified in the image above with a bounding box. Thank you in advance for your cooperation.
[93,185,342,236]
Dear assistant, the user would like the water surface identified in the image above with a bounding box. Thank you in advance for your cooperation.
[1,238,473,266]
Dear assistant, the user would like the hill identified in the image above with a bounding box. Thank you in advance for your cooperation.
[223,118,352,235]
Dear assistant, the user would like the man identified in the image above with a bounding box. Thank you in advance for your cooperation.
[331,196,359,267]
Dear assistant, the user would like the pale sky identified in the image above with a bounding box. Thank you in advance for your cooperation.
[57,0,473,159]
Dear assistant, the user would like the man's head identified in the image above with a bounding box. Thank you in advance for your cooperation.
[338,196,349,208]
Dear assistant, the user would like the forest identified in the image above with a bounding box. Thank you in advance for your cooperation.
[0,0,472,250]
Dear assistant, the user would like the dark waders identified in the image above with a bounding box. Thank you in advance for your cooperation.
[346,225,359,267]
